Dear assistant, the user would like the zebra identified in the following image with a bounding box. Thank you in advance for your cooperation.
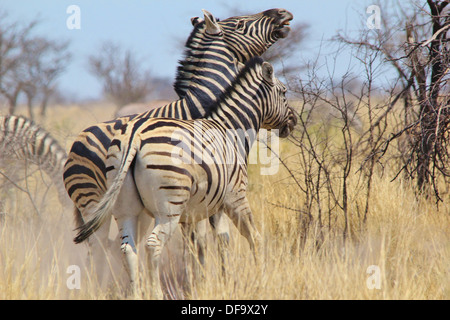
[64,8,293,274]
[115,100,172,118]
[0,115,70,208]
[74,57,297,298]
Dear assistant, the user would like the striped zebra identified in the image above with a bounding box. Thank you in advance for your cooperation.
[64,8,293,271]
[0,115,70,207]
[74,57,297,298]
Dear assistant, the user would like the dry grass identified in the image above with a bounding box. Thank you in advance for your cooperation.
[0,103,448,300]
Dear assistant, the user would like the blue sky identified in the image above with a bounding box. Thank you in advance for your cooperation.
[1,0,372,100]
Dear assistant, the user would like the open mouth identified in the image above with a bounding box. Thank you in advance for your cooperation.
[273,14,293,38]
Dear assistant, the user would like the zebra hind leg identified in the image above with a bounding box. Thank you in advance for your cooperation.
[210,210,231,277]
[111,170,145,297]
[85,221,113,288]
[116,215,139,296]
[225,197,262,263]
[181,220,207,297]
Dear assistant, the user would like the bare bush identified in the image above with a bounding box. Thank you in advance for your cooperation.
[271,1,449,249]
[87,41,154,107]
[0,11,71,118]
[336,0,450,201]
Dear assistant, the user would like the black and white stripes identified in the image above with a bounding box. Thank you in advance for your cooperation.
[0,115,70,206]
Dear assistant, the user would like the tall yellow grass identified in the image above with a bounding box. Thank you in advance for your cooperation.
[0,104,448,299]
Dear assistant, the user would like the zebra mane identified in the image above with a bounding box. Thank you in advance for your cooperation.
[203,56,265,118]
[173,18,221,98]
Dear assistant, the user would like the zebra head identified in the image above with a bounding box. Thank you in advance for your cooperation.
[175,9,293,99]
[259,61,297,138]
[192,9,293,61]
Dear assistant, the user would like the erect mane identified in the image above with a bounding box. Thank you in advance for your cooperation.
[173,19,222,98]
[202,56,264,118]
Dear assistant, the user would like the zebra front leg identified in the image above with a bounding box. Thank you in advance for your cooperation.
[146,215,180,300]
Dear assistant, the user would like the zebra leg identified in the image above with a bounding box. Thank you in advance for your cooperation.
[146,215,180,300]
[210,209,230,276]
[112,170,145,296]
[116,216,139,294]
[181,219,207,295]
[225,196,262,261]
[86,220,112,287]
[194,219,207,266]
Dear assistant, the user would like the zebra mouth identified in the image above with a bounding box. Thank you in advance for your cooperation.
[279,121,295,138]
[262,9,293,39]
[279,109,297,138]
[273,13,293,39]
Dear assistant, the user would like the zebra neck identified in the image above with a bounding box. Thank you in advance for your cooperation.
[210,83,264,161]
[173,24,238,106]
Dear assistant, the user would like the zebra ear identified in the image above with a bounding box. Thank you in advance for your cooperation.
[191,16,203,27]
[202,9,222,35]
[262,62,275,85]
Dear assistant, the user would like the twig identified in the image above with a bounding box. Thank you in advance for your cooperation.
[421,23,450,47]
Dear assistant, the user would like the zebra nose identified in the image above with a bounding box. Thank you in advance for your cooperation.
[276,9,293,21]
[287,108,297,128]
[263,8,291,19]
[264,9,293,27]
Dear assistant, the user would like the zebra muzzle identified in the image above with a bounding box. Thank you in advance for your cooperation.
[279,108,297,138]
[265,9,294,39]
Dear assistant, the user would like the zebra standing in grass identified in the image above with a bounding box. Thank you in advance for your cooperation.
[0,115,70,207]
[75,57,297,298]
[64,8,293,271]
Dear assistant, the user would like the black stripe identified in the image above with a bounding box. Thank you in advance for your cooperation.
[146,164,194,182]
[159,185,191,191]
[140,136,177,150]
[83,125,112,151]
[141,120,184,134]
[68,141,106,176]
[67,182,98,198]
[80,198,98,209]
[169,201,186,206]
[64,164,98,182]
[85,135,104,154]
[75,191,97,204]
[110,139,121,151]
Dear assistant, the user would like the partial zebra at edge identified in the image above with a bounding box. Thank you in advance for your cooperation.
[0,114,71,207]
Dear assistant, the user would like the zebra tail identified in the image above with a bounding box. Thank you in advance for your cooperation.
[73,135,139,244]
[73,206,84,230]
